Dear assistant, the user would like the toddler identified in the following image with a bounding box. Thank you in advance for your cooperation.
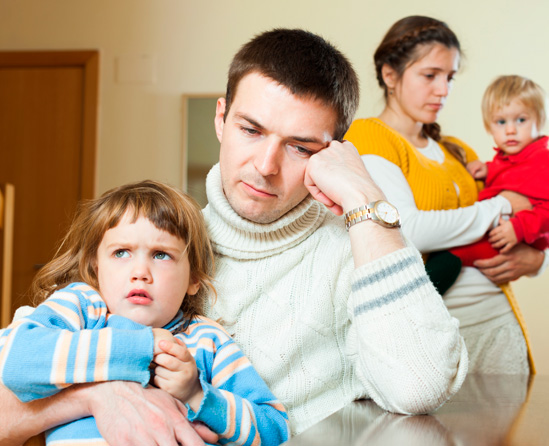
[427,75,549,294]
[0,180,289,446]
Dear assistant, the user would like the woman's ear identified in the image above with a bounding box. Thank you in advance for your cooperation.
[214,98,226,143]
[381,64,398,90]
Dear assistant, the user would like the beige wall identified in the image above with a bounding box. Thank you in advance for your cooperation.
[1,0,548,372]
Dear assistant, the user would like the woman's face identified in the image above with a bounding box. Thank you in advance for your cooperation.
[390,43,460,125]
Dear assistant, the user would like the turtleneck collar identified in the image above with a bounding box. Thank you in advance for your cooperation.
[202,164,328,260]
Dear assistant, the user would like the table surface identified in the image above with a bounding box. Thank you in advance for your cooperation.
[283,374,549,446]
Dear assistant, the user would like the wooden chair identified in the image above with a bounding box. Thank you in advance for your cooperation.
[1,183,14,328]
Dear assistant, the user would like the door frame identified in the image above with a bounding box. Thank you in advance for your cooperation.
[0,50,99,198]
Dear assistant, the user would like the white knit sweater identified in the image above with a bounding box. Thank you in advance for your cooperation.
[203,164,468,435]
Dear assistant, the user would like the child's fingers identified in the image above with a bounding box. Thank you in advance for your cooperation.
[490,239,506,249]
[154,352,185,372]
[158,339,194,362]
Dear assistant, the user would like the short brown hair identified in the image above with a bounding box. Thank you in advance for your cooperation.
[224,28,359,141]
[32,180,215,324]
[482,75,546,130]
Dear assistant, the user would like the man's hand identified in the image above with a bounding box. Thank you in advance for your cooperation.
[466,160,487,179]
[499,190,533,216]
[488,219,518,253]
[153,338,204,412]
[305,140,405,265]
[304,140,385,215]
[474,242,545,284]
[86,381,217,446]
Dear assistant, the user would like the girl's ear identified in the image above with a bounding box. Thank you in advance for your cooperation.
[186,279,200,297]
[381,64,398,90]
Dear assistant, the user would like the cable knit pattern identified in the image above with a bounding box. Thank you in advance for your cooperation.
[203,164,468,436]
[204,164,325,260]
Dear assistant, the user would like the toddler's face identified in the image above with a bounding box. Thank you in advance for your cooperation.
[489,98,540,155]
[95,212,199,328]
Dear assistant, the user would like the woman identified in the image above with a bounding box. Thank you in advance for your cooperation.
[345,15,544,374]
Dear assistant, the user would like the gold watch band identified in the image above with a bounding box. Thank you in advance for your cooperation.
[344,204,371,231]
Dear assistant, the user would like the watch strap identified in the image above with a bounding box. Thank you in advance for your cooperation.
[344,204,372,231]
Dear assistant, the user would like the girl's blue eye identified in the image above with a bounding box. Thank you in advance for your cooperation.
[497,119,505,125]
[114,250,129,258]
[154,252,171,260]
[517,117,526,123]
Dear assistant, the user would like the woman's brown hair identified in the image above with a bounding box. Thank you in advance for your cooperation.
[31,180,215,324]
[374,16,467,164]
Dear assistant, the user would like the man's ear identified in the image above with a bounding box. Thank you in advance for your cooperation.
[214,98,226,143]
[381,64,398,90]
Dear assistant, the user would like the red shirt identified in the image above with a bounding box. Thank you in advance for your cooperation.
[479,136,549,248]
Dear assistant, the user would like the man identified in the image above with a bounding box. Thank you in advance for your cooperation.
[0,29,467,445]
[201,29,467,435]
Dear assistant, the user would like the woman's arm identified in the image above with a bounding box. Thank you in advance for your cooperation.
[361,154,510,252]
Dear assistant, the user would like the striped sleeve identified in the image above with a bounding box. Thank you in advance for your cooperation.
[183,318,289,446]
[348,246,468,415]
[0,283,154,402]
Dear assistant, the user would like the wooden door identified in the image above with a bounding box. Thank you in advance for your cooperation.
[0,51,98,322]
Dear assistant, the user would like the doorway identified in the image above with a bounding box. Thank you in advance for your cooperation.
[0,50,98,322]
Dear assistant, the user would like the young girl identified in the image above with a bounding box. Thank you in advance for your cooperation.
[0,180,289,446]
[427,75,549,291]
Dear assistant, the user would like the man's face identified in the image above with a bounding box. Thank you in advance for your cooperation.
[215,72,338,224]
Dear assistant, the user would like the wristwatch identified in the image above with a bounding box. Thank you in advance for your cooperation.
[344,200,401,231]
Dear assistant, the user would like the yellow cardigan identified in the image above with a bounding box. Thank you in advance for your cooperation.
[345,117,535,373]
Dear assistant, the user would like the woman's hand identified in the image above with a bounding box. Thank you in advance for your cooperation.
[474,242,544,284]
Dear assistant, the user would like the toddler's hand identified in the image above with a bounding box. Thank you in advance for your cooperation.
[152,328,175,355]
[466,160,487,179]
[153,337,204,412]
[488,218,518,253]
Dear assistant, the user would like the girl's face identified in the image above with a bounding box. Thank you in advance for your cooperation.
[388,43,460,125]
[95,212,199,328]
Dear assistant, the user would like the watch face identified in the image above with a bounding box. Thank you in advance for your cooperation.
[375,201,400,225]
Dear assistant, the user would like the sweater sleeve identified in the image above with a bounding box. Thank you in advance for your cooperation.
[347,247,468,414]
[361,154,511,252]
[184,320,289,446]
[0,283,154,402]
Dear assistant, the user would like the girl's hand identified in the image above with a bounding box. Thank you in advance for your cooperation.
[153,338,204,412]
[488,219,518,253]
[152,328,175,355]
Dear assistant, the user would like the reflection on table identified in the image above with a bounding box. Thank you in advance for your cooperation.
[284,374,548,446]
